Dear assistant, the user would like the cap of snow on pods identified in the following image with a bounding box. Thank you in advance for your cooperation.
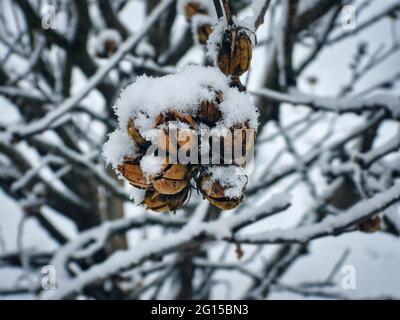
[102,65,258,212]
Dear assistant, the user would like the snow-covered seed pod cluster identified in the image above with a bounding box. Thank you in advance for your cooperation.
[178,0,216,45]
[95,29,122,58]
[103,65,258,212]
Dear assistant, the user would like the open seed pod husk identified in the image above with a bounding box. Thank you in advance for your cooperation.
[199,175,243,210]
[218,28,253,77]
[153,163,191,195]
[155,126,198,157]
[154,111,197,156]
[225,123,256,166]
[154,111,197,129]
[144,188,190,212]
[155,128,178,155]
[117,160,154,190]
[127,118,148,149]
[198,91,223,126]
[211,122,256,166]
[178,128,198,156]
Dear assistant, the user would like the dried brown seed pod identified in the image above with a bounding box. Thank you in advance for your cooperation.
[205,191,243,210]
[218,28,253,77]
[154,111,197,129]
[154,111,197,155]
[199,175,243,210]
[216,122,256,166]
[153,163,191,195]
[127,119,148,149]
[117,161,153,189]
[156,129,178,155]
[144,188,190,212]
[153,179,188,195]
[155,126,197,157]
[198,91,223,126]
[231,123,256,151]
[143,190,169,212]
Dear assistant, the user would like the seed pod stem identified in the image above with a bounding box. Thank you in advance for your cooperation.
[230,76,246,92]
[213,0,233,25]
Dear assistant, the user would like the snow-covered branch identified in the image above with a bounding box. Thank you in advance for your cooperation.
[45,194,290,299]
[6,0,175,140]
[251,88,400,119]
[237,183,400,244]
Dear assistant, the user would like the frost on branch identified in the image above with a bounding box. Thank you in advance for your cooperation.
[102,65,259,212]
